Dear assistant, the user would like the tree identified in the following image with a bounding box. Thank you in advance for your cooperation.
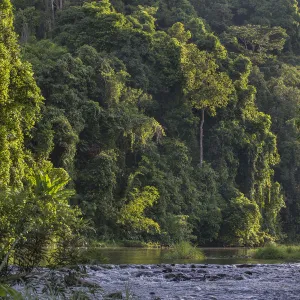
[118,186,160,236]
[226,25,288,54]
[190,0,233,31]
[0,0,43,189]
[251,64,300,241]
[0,0,84,270]
[221,192,262,246]
[179,38,234,166]
[11,0,296,245]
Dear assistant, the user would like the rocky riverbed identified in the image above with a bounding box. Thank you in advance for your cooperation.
[88,263,300,299]
[14,263,300,299]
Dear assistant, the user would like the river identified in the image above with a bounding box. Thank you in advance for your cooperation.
[95,247,280,265]
[87,262,300,299]
[13,248,300,299]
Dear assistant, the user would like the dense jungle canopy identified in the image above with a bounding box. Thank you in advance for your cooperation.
[1,0,300,256]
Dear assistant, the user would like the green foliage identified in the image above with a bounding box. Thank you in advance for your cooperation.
[0,0,42,189]
[0,270,102,299]
[8,0,300,247]
[53,1,130,52]
[221,192,262,246]
[252,244,300,260]
[250,63,300,241]
[0,284,22,299]
[186,17,227,58]
[179,34,234,114]
[0,0,85,273]
[164,241,205,260]
[162,215,195,244]
[226,25,288,54]
[168,22,192,43]
[191,0,300,52]
[0,170,86,270]
[118,186,160,234]
[253,244,286,259]
[190,0,233,31]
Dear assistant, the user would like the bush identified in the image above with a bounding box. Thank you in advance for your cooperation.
[162,215,195,245]
[164,241,205,260]
[0,170,88,272]
[252,244,300,260]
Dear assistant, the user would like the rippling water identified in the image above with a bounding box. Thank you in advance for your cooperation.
[14,248,300,299]
[79,248,300,299]
[94,263,300,299]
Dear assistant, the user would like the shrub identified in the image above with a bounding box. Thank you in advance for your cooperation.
[252,244,300,260]
[164,241,205,260]
[0,170,88,272]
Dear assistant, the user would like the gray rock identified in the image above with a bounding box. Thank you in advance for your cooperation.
[233,275,246,280]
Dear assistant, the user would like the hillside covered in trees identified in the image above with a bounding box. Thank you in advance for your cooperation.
[2,0,300,249]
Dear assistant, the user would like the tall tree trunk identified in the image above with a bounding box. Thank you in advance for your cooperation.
[20,22,29,43]
[51,0,55,22]
[199,109,205,167]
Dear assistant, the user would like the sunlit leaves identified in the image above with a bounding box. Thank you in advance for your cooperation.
[10,0,298,246]
[168,22,191,44]
[118,186,160,234]
[0,170,82,268]
[221,192,262,246]
[0,0,42,189]
[226,25,288,53]
[180,39,234,115]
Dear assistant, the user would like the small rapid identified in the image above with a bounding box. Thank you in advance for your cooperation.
[83,263,300,299]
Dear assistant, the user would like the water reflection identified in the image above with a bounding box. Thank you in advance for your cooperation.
[91,247,286,265]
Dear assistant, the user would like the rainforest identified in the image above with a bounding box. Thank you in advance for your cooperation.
[1,0,300,275]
